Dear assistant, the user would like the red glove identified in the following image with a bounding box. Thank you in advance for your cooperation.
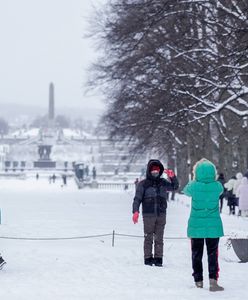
[132,212,139,224]
[164,169,175,178]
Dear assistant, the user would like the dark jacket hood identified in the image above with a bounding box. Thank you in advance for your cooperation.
[146,159,164,180]
[218,173,225,180]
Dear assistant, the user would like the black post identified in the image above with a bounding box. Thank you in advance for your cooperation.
[112,230,115,247]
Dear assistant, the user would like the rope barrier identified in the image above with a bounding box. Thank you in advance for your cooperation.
[0,233,112,241]
[115,233,188,239]
[0,232,189,242]
[0,231,232,243]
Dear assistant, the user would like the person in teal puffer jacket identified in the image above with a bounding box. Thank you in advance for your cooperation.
[183,158,224,292]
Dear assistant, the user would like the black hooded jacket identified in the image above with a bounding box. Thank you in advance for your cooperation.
[132,159,179,216]
[217,173,226,199]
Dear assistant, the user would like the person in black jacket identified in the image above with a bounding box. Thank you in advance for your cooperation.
[132,159,179,266]
[217,173,226,213]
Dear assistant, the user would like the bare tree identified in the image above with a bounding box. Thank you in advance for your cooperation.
[88,0,248,183]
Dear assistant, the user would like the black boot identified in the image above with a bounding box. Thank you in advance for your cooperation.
[144,257,153,266]
[154,257,163,267]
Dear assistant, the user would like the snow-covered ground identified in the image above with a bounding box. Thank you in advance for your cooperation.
[0,177,247,299]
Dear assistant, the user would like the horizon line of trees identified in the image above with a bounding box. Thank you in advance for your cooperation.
[0,115,96,135]
[89,0,248,187]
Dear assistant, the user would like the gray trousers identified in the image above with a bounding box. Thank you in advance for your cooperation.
[143,214,166,259]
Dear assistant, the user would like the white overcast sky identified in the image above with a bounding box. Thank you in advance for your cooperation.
[0,0,106,115]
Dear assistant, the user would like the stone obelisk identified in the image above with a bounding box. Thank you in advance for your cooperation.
[48,82,55,121]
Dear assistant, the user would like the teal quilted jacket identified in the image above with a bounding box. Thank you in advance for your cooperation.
[183,160,224,238]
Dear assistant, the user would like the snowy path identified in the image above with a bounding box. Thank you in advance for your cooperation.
[0,178,247,299]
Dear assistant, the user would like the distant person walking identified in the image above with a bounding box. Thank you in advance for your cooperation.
[36,173,39,180]
[225,175,237,215]
[62,174,67,186]
[92,167,96,180]
[183,158,224,292]
[217,173,226,213]
[132,159,178,267]
[85,165,89,177]
[134,178,139,190]
[52,174,56,183]
[236,175,248,217]
[233,172,243,212]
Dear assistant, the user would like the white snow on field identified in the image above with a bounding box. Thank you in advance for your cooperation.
[0,177,247,299]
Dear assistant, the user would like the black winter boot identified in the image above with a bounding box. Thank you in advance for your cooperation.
[154,257,163,267]
[144,257,153,266]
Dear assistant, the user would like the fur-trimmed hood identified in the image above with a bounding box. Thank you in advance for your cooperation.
[146,159,164,180]
[192,158,217,183]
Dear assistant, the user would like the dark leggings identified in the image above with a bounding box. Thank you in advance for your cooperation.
[191,238,220,282]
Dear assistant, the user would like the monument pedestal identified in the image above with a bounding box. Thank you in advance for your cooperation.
[33,160,56,168]
[34,144,56,168]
